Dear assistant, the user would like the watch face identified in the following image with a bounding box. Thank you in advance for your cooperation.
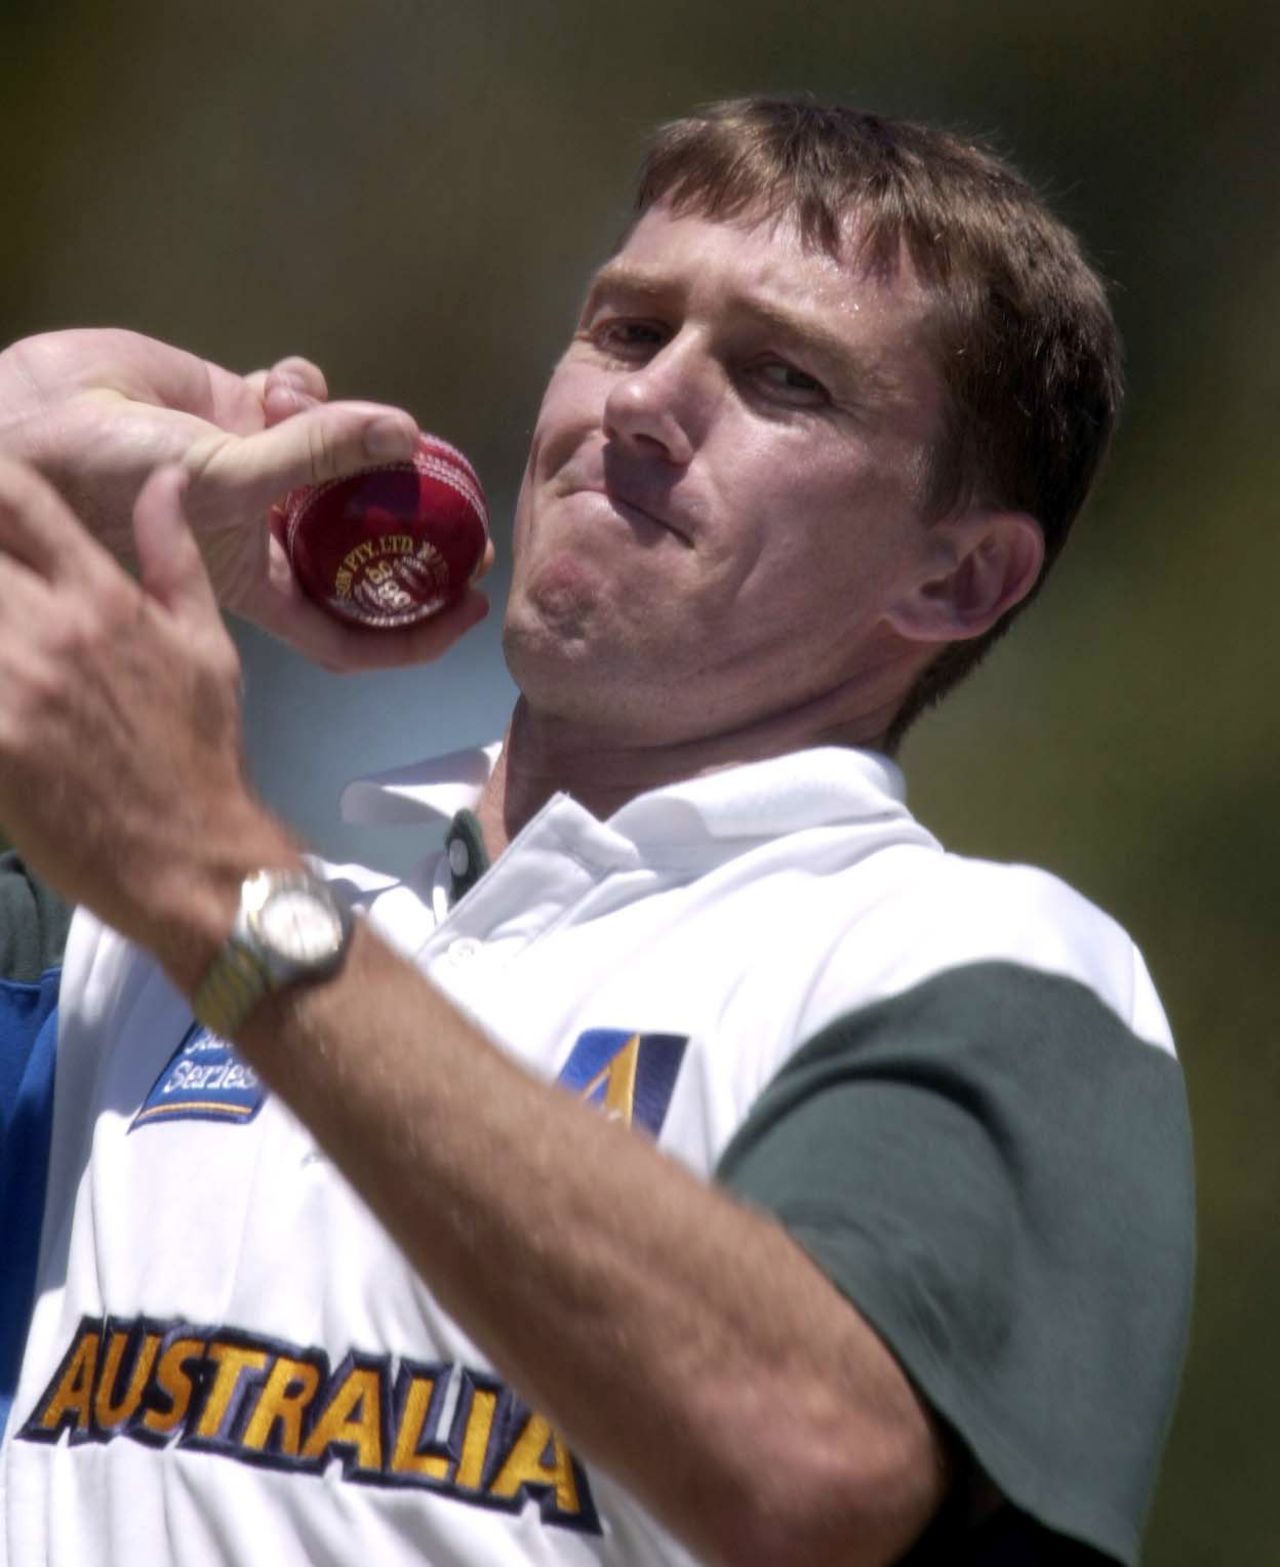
[256,889,345,963]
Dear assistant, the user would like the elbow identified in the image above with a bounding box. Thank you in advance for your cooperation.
[690,1413,950,1567]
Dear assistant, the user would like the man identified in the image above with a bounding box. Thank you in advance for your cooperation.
[0,99,1192,1565]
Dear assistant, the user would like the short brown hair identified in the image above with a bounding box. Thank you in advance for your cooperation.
[634,97,1123,741]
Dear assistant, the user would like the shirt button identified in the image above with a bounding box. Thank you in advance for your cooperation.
[448,838,471,878]
[448,937,481,965]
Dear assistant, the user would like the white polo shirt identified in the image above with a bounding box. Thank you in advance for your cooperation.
[3,746,1192,1567]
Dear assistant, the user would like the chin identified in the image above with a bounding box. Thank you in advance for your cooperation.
[504,573,598,659]
[503,612,653,734]
[501,595,598,703]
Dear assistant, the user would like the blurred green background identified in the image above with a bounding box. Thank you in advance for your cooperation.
[1,2,1275,1559]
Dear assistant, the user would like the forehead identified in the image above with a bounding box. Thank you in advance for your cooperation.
[606,199,913,291]
[590,203,943,417]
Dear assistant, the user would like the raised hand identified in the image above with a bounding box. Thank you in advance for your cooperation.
[0,330,492,671]
[0,457,300,959]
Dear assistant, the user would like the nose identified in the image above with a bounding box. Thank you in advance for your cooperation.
[602,335,709,466]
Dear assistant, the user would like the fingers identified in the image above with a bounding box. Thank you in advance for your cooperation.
[133,466,222,626]
[323,590,491,673]
[477,537,496,582]
[261,355,330,428]
[269,355,329,402]
[0,538,55,643]
[253,569,492,672]
[0,456,223,642]
[186,401,421,523]
[0,455,116,587]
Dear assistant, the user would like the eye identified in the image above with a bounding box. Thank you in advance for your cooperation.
[749,359,830,407]
[585,317,669,363]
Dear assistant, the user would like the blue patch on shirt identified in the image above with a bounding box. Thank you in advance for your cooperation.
[130,1021,265,1130]
[556,1029,687,1140]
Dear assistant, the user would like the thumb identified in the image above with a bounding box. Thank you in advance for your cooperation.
[133,465,221,623]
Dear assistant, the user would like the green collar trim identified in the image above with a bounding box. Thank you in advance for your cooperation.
[445,809,490,903]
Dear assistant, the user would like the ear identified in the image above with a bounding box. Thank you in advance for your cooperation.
[885,510,1045,645]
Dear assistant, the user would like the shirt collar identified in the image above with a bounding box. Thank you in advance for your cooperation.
[340,742,502,827]
[342,741,912,851]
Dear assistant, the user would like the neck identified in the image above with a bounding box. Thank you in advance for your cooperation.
[473,683,906,860]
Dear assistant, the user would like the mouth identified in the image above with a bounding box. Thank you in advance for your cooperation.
[571,483,695,548]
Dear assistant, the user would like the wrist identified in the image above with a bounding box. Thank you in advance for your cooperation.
[142,815,308,999]
[192,867,354,1038]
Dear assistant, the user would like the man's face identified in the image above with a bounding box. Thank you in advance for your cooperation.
[503,202,948,744]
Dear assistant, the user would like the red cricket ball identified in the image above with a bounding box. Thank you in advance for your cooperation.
[281,433,489,629]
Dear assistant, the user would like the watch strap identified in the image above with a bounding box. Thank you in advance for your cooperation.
[193,938,272,1039]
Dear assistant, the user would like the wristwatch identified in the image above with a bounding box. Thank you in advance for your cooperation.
[192,868,354,1037]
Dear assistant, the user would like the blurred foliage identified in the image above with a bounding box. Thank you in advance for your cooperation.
[1,1,1277,1560]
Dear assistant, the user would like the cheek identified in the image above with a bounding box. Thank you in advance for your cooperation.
[528,359,608,482]
[511,466,535,559]
[725,462,913,617]
[511,371,587,560]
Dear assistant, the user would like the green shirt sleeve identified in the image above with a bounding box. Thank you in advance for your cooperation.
[716,961,1194,1566]
[0,851,72,983]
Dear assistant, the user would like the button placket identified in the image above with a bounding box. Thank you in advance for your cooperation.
[447,936,482,966]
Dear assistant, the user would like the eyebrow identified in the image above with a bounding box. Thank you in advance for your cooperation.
[581,261,903,407]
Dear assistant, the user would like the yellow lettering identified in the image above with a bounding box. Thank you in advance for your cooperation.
[93,1330,161,1431]
[194,1342,270,1439]
[389,1373,451,1481]
[141,1337,205,1435]
[300,1366,383,1471]
[37,1326,100,1433]
[454,1387,497,1491]
[416,543,448,584]
[241,1356,321,1457]
[350,540,375,568]
[490,1410,581,1515]
[580,1034,641,1126]
[26,1324,601,1531]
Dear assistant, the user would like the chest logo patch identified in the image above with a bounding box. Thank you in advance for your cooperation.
[556,1029,687,1139]
[130,1021,266,1132]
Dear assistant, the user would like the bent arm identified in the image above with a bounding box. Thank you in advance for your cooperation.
[182,900,950,1567]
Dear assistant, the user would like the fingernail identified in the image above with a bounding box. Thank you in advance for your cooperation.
[364,417,417,460]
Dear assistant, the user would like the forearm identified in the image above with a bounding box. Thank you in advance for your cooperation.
[170,903,946,1567]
